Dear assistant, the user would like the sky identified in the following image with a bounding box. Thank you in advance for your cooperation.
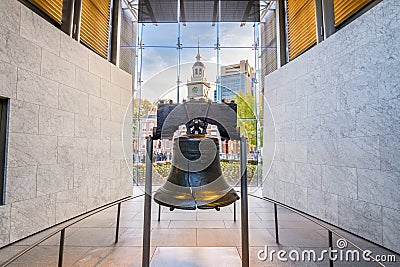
[135,22,260,103]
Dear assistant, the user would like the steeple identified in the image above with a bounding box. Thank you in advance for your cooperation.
[196,38,201,61]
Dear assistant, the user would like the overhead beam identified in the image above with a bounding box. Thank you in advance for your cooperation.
[212,0,219,26]
[143,0,157,25]
[179,0,187,26]
[241,0,255,26]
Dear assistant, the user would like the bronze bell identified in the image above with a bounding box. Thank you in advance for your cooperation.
[154,134,239,210]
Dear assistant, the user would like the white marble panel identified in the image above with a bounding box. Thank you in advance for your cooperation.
[101,119,121,140]
[17,69,58,108]
[111,64,132,90]
[284,182,307,211]
[120,159,132,181]
[382,207,400,251]
[89,95,111,120]
[275,121,295,142]
[100,160,120,181]
[75,67,101,97]
[5,166,37,203]
[0,62,17,98]
[110,102,126,123]
[9,100,39,134]
[37,164,74,195]
[88,139,111,162]
[284,141,307,163]
[295,163,322,190]
[295,116,322,141]
[338,197,383,245]
[87,181,111,210]
[0,1,20,34]
[338,75,379,111]
[39,106,74,137]
[55,186,87,223]
[322,166,357,199]
[276,82,296,105]
[355,99,400,137]
[307,139,337,165]
[58,84,89,115]
[307,89,337,117]
[20,5,60,55]
[73,161,100,188]
[285,98,307,122]
[358,169,400,211]
[88,52,111,81]
[110,139,124,160]
[41,50,75,87]
[57,137,88,164]
[379,134,400,172]
[295,71,320,98]
[0,205,11,247]
[7,133,57,167]
[272,161,296,184]
[60,33,88,70]
[320,109,356,139]
[10,194,56,242]
[120,87,133,107]
[264,88,276,108]
[307,189,338,225]
[100,79,120,104]
[74,114,100,139]
[0,31,41,74]
[336,136,380,169]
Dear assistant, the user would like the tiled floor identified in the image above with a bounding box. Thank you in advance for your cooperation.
[1,189,398,266]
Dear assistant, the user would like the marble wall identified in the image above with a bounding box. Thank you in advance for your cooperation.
[0,1,133,247]
[263,0,399,253]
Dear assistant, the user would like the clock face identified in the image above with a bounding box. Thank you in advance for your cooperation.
[192,87,199,94]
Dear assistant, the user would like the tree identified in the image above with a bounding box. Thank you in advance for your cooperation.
[235,91,257,146]
[134,99,153,118]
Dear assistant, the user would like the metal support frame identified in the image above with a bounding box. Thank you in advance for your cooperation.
[142,136,153,267]
[321,0,336,39]
[58,229,65,267]
[274,203,279,244]
[110,0,121,66]
[328,230,334,267]
[276,0,287,67]
[158,204,161,221]
[61,0,75,36]
[314,0,324,43]
[115,203,121,243]
[240,137,249,267]
[72,0,82,41]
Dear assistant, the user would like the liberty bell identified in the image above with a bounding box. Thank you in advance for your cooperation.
[152,99,240,210]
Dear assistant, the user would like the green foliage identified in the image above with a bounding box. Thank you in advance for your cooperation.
[134,99,153,117]
[235,91,257,146]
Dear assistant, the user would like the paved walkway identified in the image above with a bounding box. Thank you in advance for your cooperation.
[0,189,397,266]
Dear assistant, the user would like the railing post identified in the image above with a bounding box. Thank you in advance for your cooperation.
[58,229,65,267]
[328,230,334,267]
[240,137,249,267]
[115,202,121,243]
[233,201,236,222]
[158,204,161,222]
[274,203,279,244]
[142,136,153,267]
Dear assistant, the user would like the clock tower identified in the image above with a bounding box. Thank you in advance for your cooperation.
[187,40,211,99]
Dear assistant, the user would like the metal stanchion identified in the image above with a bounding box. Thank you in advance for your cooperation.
[274,203,279,244]
[233,201,236,222]
[328,230,334,267]
[115,202,121,243]
[58,229,65,267]
[142,136,153,267]
[158,204,161,222]
[240,137,249,267]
